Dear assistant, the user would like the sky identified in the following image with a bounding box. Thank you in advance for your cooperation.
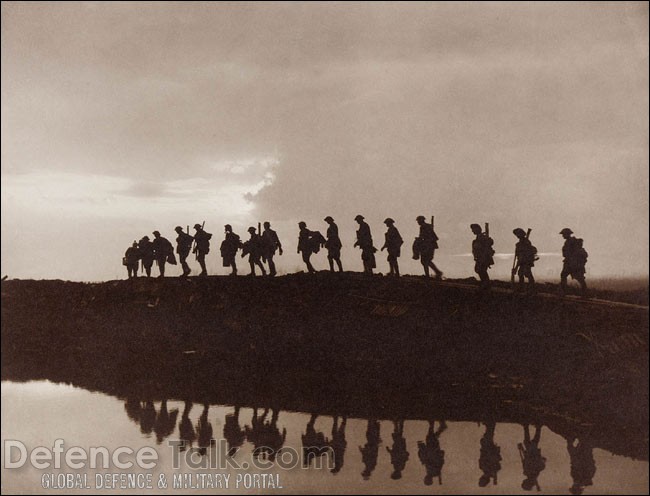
[1,1,648,281]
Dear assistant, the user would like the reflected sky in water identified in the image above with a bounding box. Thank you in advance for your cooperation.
[1,381,647,495]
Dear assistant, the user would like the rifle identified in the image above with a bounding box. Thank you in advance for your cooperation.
[484,222,489,237]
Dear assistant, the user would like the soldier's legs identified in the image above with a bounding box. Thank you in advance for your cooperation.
[230,260,238,276]
[180,253,191,276]
[127,266,133,279]
[429,250,443,278]
[248,260,256,275]
[158,258,166,277]
[256,259,266,275]
[267,254,276,276]
[197,253,207,276]
[421,256,431,277]
[303,253,315,273]
[328,256,334,272]
[144,261,152,277]
[335,257,343,272]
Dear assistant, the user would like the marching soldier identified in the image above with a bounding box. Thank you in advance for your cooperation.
[512,228,537,293]
[138,235,155,278]
[471,224,495,290]
[242,226,266,276]
[220,225,240,276]
[175,226,194,278]
[124,241,140,279]
[354,215,376,275]
[193,223,212,277]
[559,228,588,297]
[414,216,443,279]
[381,218,403,276]
[324,216,343,272]
[261,221,283,277]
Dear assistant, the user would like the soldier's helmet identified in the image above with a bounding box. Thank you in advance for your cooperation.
[194,223,202,230]
[324,216,334,222]
[354,214,364,221]
[224,224,232,231]
[132,241,138,247]
[142,236,150,241]
[416,215,425,222]
[559,228,573,236]
[470,223,482,232]
[263,221,270,228]
[384,217,395,225]
[175,226,183,232]
[298,221,307,228]
[153,230,160,237]
[248,226,256,233]
[513,228,526,237]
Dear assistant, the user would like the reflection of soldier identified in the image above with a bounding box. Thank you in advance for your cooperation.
[193,224,212,277]
[224,406,247,457]
[261,222,283,277]
[302,414,330,468]
[124,241,140,279]
[153,399,179,445]
[381,218,403,276]
[387,420,409,480]
[518,424,546,491]
[178,401,196,452]
[297,222,317,274]
[359,419,381,480]
[140,400,156,436]
[559,228,588,297]
[220,225,240,276]
[566,437,596,495]
[479,421,501,487]
[175,226,194,278]
[246,409,286,462]
[414,216,443,279]
[418,420,447,485]
[124,398,142,424]
[138,236,155,277]
[354,215,376,275]
[471,224,495,290]
[324,217,343,272]
[152,231,175,277]
[330,416,347,474]
[196,403,214,456]
[242,227,266,276]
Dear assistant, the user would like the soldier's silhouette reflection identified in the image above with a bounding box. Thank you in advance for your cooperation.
[246,408,287,462]
[479,421,502,487]
[124,398,142,424]
[418,420,447,485]
[566,436,596,495]
[302,414,330,468]
[387,420,409,480]
[518,424,546,491]
[359,419,381,481]
[330,416,347,474]
[140,400,156,436]
[178,401,196,452]
[196,403,214,456]
[154,400,179,445]
[224,406,246,457]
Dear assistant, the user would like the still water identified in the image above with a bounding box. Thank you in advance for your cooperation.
[1,381,647,495]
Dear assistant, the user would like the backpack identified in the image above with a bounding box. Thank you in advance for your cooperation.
[576,239,588,264]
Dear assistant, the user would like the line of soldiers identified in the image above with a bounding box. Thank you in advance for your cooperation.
[123,217,589,295]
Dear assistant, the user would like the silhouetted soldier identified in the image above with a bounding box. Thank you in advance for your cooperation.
[478,421,501,487]
[513,228,537,293]
[330,416,347,474]
[242,227,266,276]
[297,222,317,274]
[220,225,240,276]
[138,236,154,277]
[359,419,381,481]
[414,216,443,279]
[196,403,214,456]
[175,226,194,277]
[262,222,283,277]
[302,414,330,468]
[124,241,140,279]
[559,228,589,297]
[418,420,447,486]
[471,224,495,290]
[124,397,142,424]
[323,216,343,272]
[153,399,179,445]
[192,224,212,277]
[381,218,403,276]
[223,406,246,457]
[566,436,596,495]
[387,420,409,480]
[246,408,268,459]
[178,401,196,452]
[140,400,156,436]
[354,215,376,275]
[152,230,174,278]
[518,424,546,491]
[249,409,286,462]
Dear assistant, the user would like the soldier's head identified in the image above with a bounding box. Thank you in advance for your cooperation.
[175,226,183,233]
[521,479,536,491]
[416,215,426,225]
[194,223,202,231]
[569,484,584,495]
[224,224,232,232]
[390,471,402,480]
[513,228,526,239]
[263,221,270,229]
[424,474,434,486]
[298,221,307,229]
[470,223,482,235]
[141,235,150,241]
[324,216,334,224]
[248,226,256,234]
[152,230,161,238]
[132,241,138,247]
[478,475,491,487]
[384,217,395,225]
[354,214,364,224]
[559,228,573,239]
